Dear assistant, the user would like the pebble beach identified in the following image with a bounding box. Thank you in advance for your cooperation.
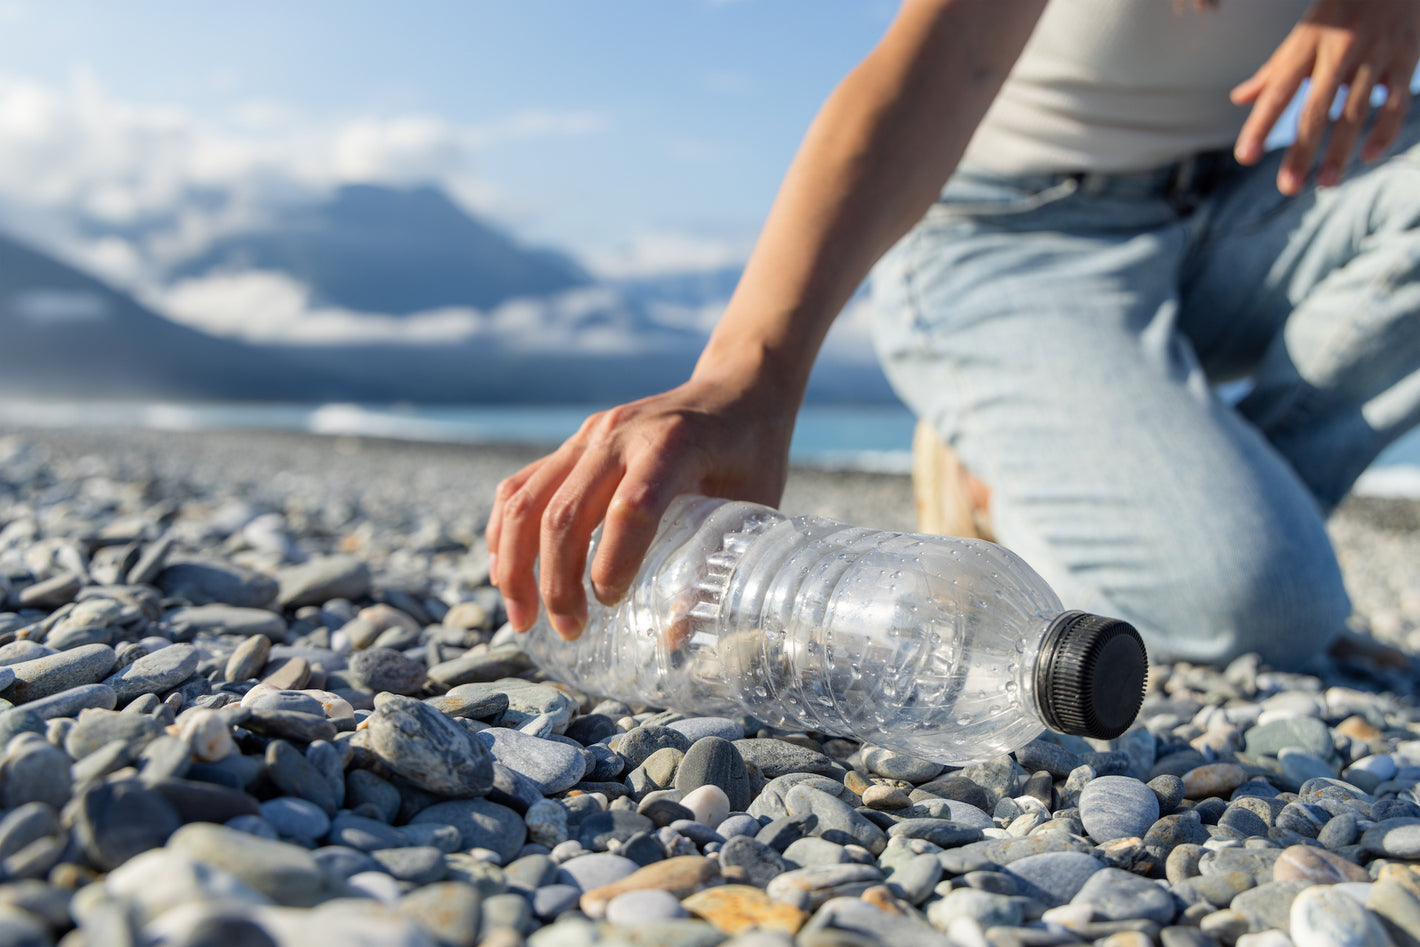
[2,424,1420,947]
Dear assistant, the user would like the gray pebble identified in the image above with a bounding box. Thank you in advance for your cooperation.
[363,694,493,797]
[478,727,586,795]
[348,647,427,695]
[411,798,525,863]
[1079,775,1160,843]
[4,644,116,704]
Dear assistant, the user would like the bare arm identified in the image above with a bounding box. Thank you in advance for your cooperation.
[487,0,1046,639]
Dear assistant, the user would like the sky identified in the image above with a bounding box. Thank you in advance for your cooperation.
[0,1,896,277]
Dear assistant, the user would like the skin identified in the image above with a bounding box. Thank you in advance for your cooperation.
[488,0,1420,641]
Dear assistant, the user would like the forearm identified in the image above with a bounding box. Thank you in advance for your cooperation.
[695,0,1046,407]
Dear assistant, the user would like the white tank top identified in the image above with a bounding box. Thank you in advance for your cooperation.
[960,0,1313,174]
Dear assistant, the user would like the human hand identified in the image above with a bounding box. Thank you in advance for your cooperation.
[485,370,796,640]
[1231,0,1420,195]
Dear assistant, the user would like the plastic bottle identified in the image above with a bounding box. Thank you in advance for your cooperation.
[520,495,1147,764]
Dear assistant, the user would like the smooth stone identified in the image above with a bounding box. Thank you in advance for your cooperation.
[862,785,913,810]
[1,740,71,809]
[168,822,330,907]
[447,679,577,730]
[667,717,743,744]
[530,883,582,919]
[245,708,338,745]
[1244,717,1335,761]
[1291,884,1391,946]
[265,740,339,813]
[364,694,494,797]
[371,846,447,885]
[72,778,182,870]
[884,818,983,849]
[277,556,371,609]
[426,645,533,688]
[860,745,945,784]
[604,887,688,923]
[345,769,402,823]
[1071,867,1177,925]
[477,727,586,795]
[578,810,655,851]
[15,573,81,609]
[1079,775,1160,843]
[244,689,326,716]
[913,775,993,812]
[747,774,854,822]
[782,836,849,868]
[1181,763,1248,800]
[104,847,272,925]
[680,784,732,830]
[719,835,790,888]
[1004,851,1105,906]
[225,635,274,683]
[1231,879,1312,934]
[734,738,837,779]
[806,895,953,946]
[555,852,641,891]
[675,736,751,811]
[348,648,427,696]
[260,797,331,842]
[1274,844,1370,884]
[1367,876,1420,947]
[1276,801,1332,839]
[328,812,408,851]
[155,560,278,608]
[926,887,1024,929]
[681,884,808,936]
[3,644,116,703]
[411,799,525,863]
[763,863,884,913]
[0,642,52,666]
[102,643,199,703]
[1014,738,1084,779]
[579,855,720,917]
[168,605,286,640]
[65,708,166,761]
[1363,818,1420,859]
[954,756,1027,809]
[616,726,692,770]
[426,690,509,721]
[149,778,261,824]
[784,784,886,855]
[396,882,482,947]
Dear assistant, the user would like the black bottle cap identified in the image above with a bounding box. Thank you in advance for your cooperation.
[1035,610,1148,740]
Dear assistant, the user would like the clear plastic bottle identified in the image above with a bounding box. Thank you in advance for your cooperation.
[520,495,1147,764]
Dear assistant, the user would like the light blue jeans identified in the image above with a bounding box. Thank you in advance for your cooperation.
[871,111,1420,669]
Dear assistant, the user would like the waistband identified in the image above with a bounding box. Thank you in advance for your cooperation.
[957,149,1238,205]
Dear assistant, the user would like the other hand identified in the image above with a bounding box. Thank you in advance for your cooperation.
[1231,0,1420,195]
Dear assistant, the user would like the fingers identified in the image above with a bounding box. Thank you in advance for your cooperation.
[1278,57,1339,195]
[1317,63,1377,187]
[537,451,626,640]
[1232,58,1309,166]
[589,457,701,610]
[492,449,580,634]
[1363,81,1413,163]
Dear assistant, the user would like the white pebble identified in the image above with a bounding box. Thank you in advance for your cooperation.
[679,784,731,829]
[1040,903,1094,929]
[346,871,403,905]
[604,888,686,924]
[177,708,234,762]
[240,682,281,708]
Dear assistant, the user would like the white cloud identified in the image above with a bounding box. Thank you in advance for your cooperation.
[587,230,752,279]
[0,68,610,287]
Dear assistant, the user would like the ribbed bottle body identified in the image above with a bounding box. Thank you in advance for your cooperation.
[521,496,1068,764]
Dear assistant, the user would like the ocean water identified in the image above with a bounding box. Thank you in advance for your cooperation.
[1,397,1418,497]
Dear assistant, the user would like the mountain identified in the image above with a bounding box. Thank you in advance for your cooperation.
[0,234,380,401]
[170,184,591,313]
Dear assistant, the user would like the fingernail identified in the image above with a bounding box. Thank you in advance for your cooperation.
[488,553,499,586]
[593,582,627,607]
[505,600,531,633]
[551,612,586,641]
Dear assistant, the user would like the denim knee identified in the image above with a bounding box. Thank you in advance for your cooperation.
[1098,518,1351,671]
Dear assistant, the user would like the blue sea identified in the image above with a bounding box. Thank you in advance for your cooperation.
[2,398,1419,497]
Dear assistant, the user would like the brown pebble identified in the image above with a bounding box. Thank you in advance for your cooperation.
[843,770,871,797]
[1181,762,1247,799]
[683,884,808,935]
[1376,863,1420,899]
[1096,933,1153,947]
[1336,715,1385,745]
[1274,844,1370,885]
[861,785,912,810]
[261,656,311,690]
[580,855,719,917]
[859,884,907,914]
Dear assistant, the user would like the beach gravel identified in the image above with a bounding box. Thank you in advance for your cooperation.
[0,424,1419,946]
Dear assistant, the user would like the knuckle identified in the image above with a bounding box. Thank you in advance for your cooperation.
[541,496,580,540]
[502,487,540,524]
